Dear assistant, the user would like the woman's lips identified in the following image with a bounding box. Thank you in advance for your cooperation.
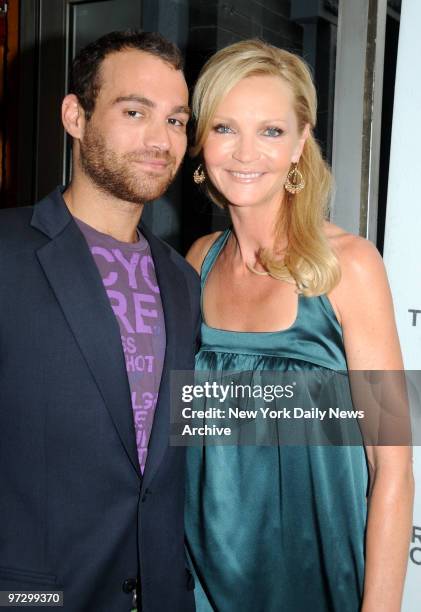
[227,170,265,182]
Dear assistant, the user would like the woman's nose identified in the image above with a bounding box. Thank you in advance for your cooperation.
[232,134,260,163]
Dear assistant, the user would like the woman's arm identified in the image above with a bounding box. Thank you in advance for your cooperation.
[330,234,414,612]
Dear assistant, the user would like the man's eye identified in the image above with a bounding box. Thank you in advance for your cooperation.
[213,124,233,134]
[168,117,186,127]
[263,127,283,137]
[126,110,142,118]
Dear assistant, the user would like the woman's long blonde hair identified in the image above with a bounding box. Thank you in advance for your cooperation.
[191,39,340,296]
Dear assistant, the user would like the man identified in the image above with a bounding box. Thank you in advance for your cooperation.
[0,31,199,612]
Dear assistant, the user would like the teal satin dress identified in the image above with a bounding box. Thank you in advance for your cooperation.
[185,230,368,612]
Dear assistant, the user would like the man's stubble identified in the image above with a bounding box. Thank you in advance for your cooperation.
[79,120,180,206]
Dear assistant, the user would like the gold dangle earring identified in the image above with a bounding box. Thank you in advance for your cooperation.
[193,164,206,184]
[284,162,305,194]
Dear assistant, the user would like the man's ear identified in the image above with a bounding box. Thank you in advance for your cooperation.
[62,94,86,139]
[291,123,310,164]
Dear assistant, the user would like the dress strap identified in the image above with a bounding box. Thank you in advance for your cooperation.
[200,228,231,287]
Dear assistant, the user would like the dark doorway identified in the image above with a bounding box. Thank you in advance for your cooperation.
[377,12,400,253]
[14,0,142,207]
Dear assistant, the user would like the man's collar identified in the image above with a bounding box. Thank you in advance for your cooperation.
[31,186,154,245]
[30,186,73,239]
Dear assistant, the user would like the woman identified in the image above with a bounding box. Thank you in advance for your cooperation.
[185,40,414,612]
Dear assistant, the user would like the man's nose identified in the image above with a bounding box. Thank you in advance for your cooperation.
[232,134,260,164]
[143,119,171,152]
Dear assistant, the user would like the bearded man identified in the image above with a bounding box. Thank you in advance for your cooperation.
[0,31,199,612]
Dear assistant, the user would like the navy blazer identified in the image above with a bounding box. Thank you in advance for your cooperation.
[0,188,200,611]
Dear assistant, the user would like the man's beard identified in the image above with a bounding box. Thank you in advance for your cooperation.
[79,122,179,205]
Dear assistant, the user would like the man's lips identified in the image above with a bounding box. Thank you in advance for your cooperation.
[131,158,172,171]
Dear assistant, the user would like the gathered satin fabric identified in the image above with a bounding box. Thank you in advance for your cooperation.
[185,229,368,612]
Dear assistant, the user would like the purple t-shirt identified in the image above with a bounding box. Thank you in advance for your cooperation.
[76,218,166,473]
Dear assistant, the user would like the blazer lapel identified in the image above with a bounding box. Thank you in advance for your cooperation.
[139,224,191,493]
[32,189,140,479]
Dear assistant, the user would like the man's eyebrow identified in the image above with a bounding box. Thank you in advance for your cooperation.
[112,96,190,116]
[171,105,191,116]
[113,95,155,107]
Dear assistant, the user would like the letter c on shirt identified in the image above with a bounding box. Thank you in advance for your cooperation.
[91,247,118,286]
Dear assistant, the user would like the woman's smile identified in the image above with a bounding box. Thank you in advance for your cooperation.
[226,169,266,182]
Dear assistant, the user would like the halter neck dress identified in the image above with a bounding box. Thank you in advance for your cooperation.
[185,230,368,612]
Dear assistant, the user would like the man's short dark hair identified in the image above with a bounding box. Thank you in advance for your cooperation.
[70,30,184,120]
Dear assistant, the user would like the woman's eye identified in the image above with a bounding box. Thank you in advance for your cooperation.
[263,127,283,137]
[213,124,233,134]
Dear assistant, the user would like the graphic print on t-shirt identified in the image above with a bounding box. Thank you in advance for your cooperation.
[76,220,166,473]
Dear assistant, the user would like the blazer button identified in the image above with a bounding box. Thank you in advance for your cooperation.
[122,577,137,593]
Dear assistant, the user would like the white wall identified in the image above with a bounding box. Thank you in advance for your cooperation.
[383,0,421,609]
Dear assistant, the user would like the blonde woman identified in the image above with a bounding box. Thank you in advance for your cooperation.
[185,40,413,612]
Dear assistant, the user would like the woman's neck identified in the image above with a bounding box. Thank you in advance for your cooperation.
[227,201,288,269]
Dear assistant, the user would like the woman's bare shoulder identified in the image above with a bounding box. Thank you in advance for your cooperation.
[324,220,389,328]
[186,231,224,274]
[324,220,383,276]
